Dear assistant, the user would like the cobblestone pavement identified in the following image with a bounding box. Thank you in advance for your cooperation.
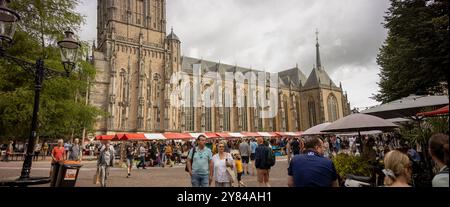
[0,156,289,187]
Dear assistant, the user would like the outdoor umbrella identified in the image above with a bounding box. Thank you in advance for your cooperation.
[321,114,398,136]
[302,122,332,136]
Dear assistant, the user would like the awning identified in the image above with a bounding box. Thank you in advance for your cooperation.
[189,133,220,139]
[144,133,166,140]
[216,133,233,138]
[163,132,194,140]
[416,105,449,117]
[94,135,116,140]
[241,132,261,137]
[275,132,299,136]
[230,133,246,137]
[205,133,220,138]
[120,133,147,141]
[257,132,279,137]
[114,134,125,140]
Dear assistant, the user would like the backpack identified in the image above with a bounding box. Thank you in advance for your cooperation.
[185,147,196,172]
[266,147,276,167]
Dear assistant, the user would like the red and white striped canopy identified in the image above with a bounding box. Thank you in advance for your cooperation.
[144,133,166,140]
[257,132,279,137]
[189,133,220,139]
[241,132,260,137]
[95,131,299,141]
[163,132,194,140]
[94,135,116,140]
[275,132,302,136]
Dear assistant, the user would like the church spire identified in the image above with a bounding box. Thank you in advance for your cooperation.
[316,29,322,70]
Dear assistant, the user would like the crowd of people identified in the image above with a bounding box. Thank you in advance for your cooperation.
[1,132,447,188]
[0,139,85,162]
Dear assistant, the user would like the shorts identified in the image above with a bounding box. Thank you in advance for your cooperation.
[237,172,243,181]
[250,153,255,161]
[241,156,249,164]
[126,157,133,167]
[257,169,270,183]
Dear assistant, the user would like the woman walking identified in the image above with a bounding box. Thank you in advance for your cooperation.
[212,141,234,187]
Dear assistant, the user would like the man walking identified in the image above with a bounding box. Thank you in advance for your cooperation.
[239,139,251,175]
[287,137,339,187]
[255,137,273,187]
[250,138,258,176]
[125,143,135,178]
[291,138,301,155]
[33,142,41,161]
[187,135,213,187]
[97,141,115,187]
[68,138,82,161]
[137,144,147,169]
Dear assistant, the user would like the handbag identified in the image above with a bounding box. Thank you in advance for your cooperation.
[185,147,196,172]
[226,167,236,184]
[225,154,236,185]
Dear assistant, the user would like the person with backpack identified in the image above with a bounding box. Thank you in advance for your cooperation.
[186,135,213,187]
[288,137,338,187]
[255,137,274,187]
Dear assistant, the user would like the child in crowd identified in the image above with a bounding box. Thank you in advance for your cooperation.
[234,153,247,187]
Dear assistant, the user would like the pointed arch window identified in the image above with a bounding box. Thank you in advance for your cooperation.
[308,98,316,127]
[242,95,248,131]
[223,89,231,131]
[327,94,339,122]
[119,69,129,130]
[205,106,212,131]
[283,97,288,131]
[185,83,194,131]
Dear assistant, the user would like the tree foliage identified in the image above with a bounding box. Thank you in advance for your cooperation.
[374,0,449,103]
[0,0,103,142]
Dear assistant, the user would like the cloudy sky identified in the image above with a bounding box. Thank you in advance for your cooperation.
[76,0,391,109]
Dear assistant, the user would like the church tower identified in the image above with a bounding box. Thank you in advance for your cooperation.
[90,0,181,134]
[300,30,350,129]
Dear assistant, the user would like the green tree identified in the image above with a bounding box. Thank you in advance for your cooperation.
[374,0,449,103]
[0,0,103,142]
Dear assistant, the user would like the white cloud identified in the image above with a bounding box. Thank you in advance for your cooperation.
[76,0,390,108]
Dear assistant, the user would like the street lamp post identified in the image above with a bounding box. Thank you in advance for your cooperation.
[0,0,80,186]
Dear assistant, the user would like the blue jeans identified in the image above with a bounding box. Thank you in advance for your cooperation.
[191,174,209,187]
[138,156,145,168]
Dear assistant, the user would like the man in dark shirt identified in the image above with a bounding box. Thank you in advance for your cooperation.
[255,137,272,187]
[125,143,135,178]
[288,137,339,187]
[291,138,301,155]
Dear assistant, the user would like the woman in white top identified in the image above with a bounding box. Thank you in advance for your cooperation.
[212,141,234,187]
